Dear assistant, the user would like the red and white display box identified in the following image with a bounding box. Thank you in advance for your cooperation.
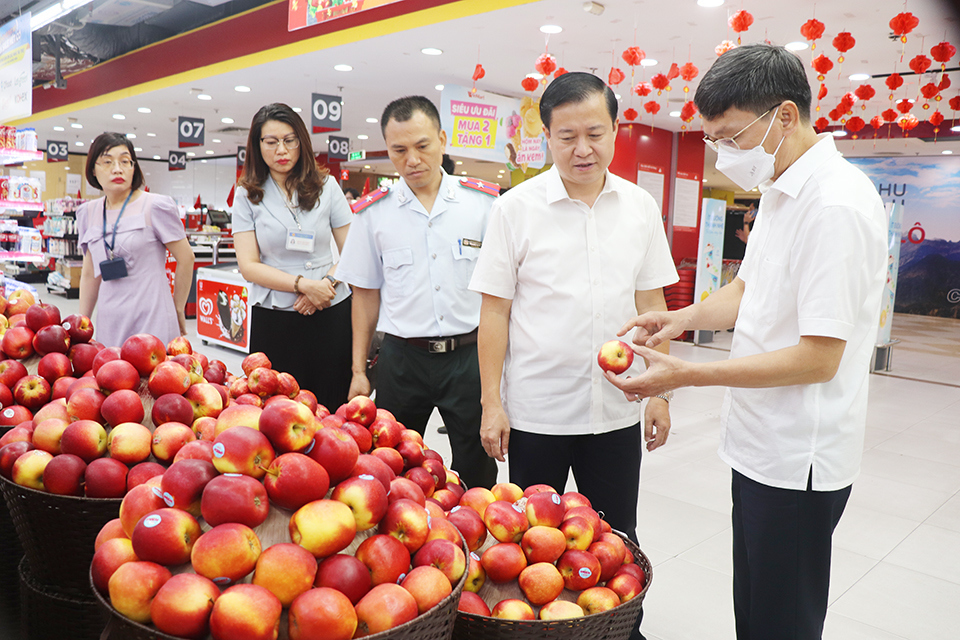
[195,264,252,353]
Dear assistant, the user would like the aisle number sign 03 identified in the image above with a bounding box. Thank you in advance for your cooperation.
[168,151,187,172]
[178,116,205,148]
[46,140,69,163]
[328,136,349,160]
[311,94,342,133]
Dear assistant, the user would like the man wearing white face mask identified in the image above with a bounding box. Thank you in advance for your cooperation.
[604,44,887,640]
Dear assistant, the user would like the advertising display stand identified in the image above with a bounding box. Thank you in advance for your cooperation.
[872,202,903,372]
[693,198,727,344]
[195,263,252,353]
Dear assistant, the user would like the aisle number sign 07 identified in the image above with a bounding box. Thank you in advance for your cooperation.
[311,93,342,133]
[168,151,187,172]
[178,116,205,148]
[451,101,498,150]
[328,136,349,160]
[46,140,69,162]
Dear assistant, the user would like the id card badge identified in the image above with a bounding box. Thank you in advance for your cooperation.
[100,256,128,281]
[286,229,316,253]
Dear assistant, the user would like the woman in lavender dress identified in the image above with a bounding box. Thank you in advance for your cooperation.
[77,132,195,347]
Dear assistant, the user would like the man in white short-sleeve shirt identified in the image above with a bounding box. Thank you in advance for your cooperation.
[607,45,887,640]
[469,72,679,556]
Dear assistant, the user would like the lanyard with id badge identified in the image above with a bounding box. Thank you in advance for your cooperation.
[277,178,316,253]
[100,191,133,280]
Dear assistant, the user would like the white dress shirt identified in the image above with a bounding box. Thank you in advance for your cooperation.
[469,166,678,436]
[720,134,887,491]
[336,171,495,338]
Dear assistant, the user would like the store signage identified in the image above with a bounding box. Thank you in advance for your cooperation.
[0,15,32,124]
[348,150,366,161]
[197,278,249,350]
[327,136,349,160]
[46,140,69,163]
[311,94,342,133]
[693,198,726,343]
[340,169,349,181]
[236,146,246,171]
[168,151,187,171]
[288,0,402,32]
[178,116,205,148]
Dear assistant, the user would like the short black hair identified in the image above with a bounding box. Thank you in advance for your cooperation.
[380,96,442,138]
[343,187,360,199]
[85,133,145,191]
[695,43,812,122]
[540,72,618,130]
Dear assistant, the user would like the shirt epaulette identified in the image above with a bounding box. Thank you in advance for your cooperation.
[351,186,390,213]
[459,177,500,197]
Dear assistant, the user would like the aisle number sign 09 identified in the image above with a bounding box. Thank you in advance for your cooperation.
[46,140,69,162]
[178,116,205,147]
[168,151,187,172]
[328,136,349,160]
[311,94,342,133]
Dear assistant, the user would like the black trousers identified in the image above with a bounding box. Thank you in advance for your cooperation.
[375,336,498,490]
[731,470,852,640]
[507,424,643,544]
[249,298,352,413]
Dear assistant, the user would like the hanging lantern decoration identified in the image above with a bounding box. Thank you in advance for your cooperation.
[634,82,652,97]
[535,54,557,78]
[812,54,834,80]
[950,94,960,112]
[898,112,919,134]
[909,54,932,76]
[889,12,920,61]
[885,73,904,92]
[939,76,952,92]
[845,116,866,138]
[715,40,737,57]
[666,63,680,81]
[870,115,884,130]
[643,101,661,114]
[817,83,828,110]
[470,63,485,96]
[650,73,670,95]
[920,82,941,104]
[930,41,956,83]
[835,92,857,122]
[624,108,639,121]
[929,110,945,127]
[521,77,539,92]
[680,62,699,82]
[882,108,899,122]
[814,116,830,131]
[608,67,626,86]
[854,84,875,111]
[680,101,698,125]
[801,18,826,51]
[896,98,914,114]
[622,47,645,66]
[832,31,855,77]
[828,107,841,122]
[554,67,568,78]
[728,10,753,45]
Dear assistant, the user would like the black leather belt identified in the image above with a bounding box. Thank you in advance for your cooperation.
[385,329,478,353]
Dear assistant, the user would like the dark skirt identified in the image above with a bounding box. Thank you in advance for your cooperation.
[249,295,352,413]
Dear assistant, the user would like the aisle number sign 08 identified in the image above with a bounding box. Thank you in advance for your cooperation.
[178,116,205,147]
[311,94,342,133]
[328,136,349,160]
[46,140,69,162]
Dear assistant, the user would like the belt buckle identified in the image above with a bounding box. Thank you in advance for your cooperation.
[429,339,450,353]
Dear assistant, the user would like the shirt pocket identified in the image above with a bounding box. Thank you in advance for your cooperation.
[382,247,414,296]
[750,256,787,327]
[451,241,481,288]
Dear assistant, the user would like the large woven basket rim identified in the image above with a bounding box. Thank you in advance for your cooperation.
[1,470,124,503]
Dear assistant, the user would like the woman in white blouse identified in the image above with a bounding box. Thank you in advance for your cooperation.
[232,103,352,410]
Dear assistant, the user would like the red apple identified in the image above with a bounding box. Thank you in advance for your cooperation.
[209,583,282,640]
[11,449,53,489]
[127,461,165,491]
[401,565,452,614]
[293,389,318,413]
[91,537,139,594]
[258,397,317,454]
[457,591,491,616]
[2,326,35,359]
[412,537,466,586]
[331,473,389,531]
[191,522,262,586]
[614,560,647,588]
[491,598,535,620]
[378,498,430,554]
[0,405,32,427]
[459,487,496,519]
[252,542,318,608]
[340,420,373,453]
[289,499,356,558]
[525,491,565,528]
[150,573,220,640]
[212,425,275,479]
[590,539,626,582]
[235,393,263,407]
[518,561,564,605]
[404,466,436,499]
[578,585,621,614]
[314,553,372,604]
[521,525,567,565]
[173,439,214,464]
[0,381,12,408]
[275,371,299,398]
[480,542,527,583]
[483,500,529,544]
[388,476,426,507]
[561,491,592,512]
[559,515,595,551]
[247,367,279,397]
[371,446,404,476]
[51,376,77,400]
[30,417,69,455]
[25,302,61,332]
[152,421,196,464]
[91,346,121,375]
[557,549,601,591]
[68,342,100,376]
[202,366,226,385]
[228,377,249,399]
[60,419,107,462]
[214,404,263,436]
[241,352,271,377]
[36,352,72,385]
[42,452,87,496]
[0,441,34,479]
[369,417,403,449]
[131,507,203,566]
[160,458,218,516]
[84,457,128,498]
[152,392,195,427]
[421,458,447,491]
[0,359,27,388]
[107,561,172,624]
[523,483,559,498]
[342,395,376,427]
[101,389,145,427]
[201,473,270,528]
[192,416,217,442]
[107,422,152,464]
[147,361,191,397]
[607,572,644,603]
[166,335,192,356]
[564,506,602,542]
[32,324,70,356]
[597,339,634,374]
[425,514,461,545]
[66,386,105,423]
[447,505,487,552]
[491,482,524,503]
[262,452,329,511]
[61,313,93,343]
[119,484,167,537]
[0,425,30,447]
[121,333,167,376]
[94,518,127,550]
[288,586,357,640]
[306,426,358,485]
[396,439,424,470]
[184,382,224,421]
[350,453,395,493]
[539,599,584,620]
[354,583,418,637]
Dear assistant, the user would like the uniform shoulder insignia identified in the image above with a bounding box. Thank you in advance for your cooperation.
[351,186,390,213]
[458,177,500,197]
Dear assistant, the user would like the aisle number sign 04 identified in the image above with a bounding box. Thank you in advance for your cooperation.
[168,151,187,172]
[451,101,498,150]
[311,94,342,133]
[46,140,68,163]
[328,136,349,160]
[178,116,204,148]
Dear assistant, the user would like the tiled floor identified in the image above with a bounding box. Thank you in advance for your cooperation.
[3,292,958,639]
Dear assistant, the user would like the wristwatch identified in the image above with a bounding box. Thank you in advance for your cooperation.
[655,391,674,403]
[323,275,339,287]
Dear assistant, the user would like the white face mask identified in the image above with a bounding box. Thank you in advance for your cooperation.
[714,107,785,191]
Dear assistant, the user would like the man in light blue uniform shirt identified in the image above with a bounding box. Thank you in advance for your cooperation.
[336,95,499,490]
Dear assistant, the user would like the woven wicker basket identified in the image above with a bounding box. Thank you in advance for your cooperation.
[92,533,470,640]
[452,532,652,640]
[0,426,23,624]
[20,558,108,640]
[1,473,122,597]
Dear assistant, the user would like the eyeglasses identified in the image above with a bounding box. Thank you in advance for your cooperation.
[703,105,779,151]
[260,136,300,150]
[96,157,134,170]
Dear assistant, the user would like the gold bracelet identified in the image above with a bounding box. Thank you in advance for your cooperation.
[293,274,303,294]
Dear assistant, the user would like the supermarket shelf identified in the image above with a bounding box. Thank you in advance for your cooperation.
[0,150,44,165]
[0,200,44,212]
[46,283,80,300]
[0,252,46,264]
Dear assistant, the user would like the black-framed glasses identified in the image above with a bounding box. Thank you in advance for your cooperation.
[261,136,300,150]
[703,104,780,152]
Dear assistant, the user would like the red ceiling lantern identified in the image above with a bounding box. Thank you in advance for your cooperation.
[812,54,834,81]
[643,101,661,114]
[715,40,737,57]
[828,107,841,122]
[930,41,956,81]
[554,68,568,78]
[622,47,645,66]
[666,63,680,81]
[535,54,557,77]
[832,31,855,76]
[650,73,670,95]
[929,111,945,127]
[920,82,941,100]
[939,76,952,92]
[885,73,904,91]
[728,10,753,45]
[896,98,914,113]
[680,101,698,123]
[680,62,699,82]
[898,112,919,133]
[950,95,960,111]
[521,77,539,92]
[624,108,639,122]
[633,82,652,97]
[881,108,899,122]
[814,117,830,131]
[818,84,828,101]
[608,67,626,86]
[889,12,920,60]
[846,116,866,138]
[470,63,485,96]
[854,84,875,110]
[909,54,932,76]
[801,18,826,50]
[870,115,884,130]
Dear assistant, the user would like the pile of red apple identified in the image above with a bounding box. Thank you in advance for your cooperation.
[78,363,475,640]
[451,483,648,622]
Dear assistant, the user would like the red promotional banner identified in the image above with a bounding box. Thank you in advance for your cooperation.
[288,0,402,32]
[197,278,250,350]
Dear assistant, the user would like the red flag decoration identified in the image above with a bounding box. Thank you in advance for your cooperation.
[226,183,236,208]
[728,10,753,44]
[622,47,645,66]
[535,54,557,77]
[361,177,370,196]
[800,18,826,50]
[521,77,539,92]
[889,12,920,60]
[194,195,201,209]
[608,67,626,86]
[624,108,639,121]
